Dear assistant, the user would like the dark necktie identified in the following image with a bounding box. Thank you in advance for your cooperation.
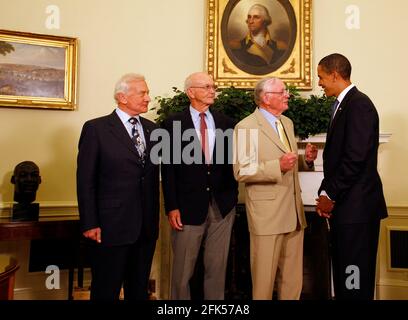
[128,117,146,164]
[199,112,210,164]
[330,99,340,123]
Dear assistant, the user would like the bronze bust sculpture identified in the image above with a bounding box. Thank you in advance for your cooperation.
[11,161,41,220]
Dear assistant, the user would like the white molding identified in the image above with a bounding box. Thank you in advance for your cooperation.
[0,201,78,218]
[379,133,392,144]
[387,206,408,218]
[298,133,392,144]
[378,278,408,288]
[297,133,327,143]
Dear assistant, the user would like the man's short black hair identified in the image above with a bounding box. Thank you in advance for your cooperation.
[318,53,352,80]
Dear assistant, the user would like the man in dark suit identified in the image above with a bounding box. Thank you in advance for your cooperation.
[161,72,238,300]
[76,73,159,300]
[316,54,388,300]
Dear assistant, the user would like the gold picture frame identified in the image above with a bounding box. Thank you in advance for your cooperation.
[206,0,312,89]
[0,29,78,110]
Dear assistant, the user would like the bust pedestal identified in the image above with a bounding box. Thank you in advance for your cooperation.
[12,203,39,221]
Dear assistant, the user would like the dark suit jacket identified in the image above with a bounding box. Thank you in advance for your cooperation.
[319,87,388,224]
[161,108,238,225]
[77,111,160,246]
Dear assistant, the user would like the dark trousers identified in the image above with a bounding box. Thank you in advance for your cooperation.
[330,220,380,300]
[88,236,156,300]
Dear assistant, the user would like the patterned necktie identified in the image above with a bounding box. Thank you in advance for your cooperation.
[276,119,291,152]
[199,112,210,164]
[128,117,146,164]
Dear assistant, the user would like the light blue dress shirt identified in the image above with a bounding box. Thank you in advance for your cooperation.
[115,107,146,146]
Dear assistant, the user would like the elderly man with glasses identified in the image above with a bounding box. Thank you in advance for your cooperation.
[233,77,317,299]
[161,72,238,300]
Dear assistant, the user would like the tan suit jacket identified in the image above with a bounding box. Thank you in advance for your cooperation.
[233,108,311,235]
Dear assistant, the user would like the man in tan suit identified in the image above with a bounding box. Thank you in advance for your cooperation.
[233,77,317,299]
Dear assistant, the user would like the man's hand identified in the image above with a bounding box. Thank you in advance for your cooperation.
[168,209,183,231]
[83,227,101,243]
[305,143,318,163]
[280,152,297,172]
[315,195,335,218]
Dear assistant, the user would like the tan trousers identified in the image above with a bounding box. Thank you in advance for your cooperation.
[250,229,304,300]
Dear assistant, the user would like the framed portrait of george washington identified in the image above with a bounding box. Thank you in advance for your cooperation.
[206,0,312,89]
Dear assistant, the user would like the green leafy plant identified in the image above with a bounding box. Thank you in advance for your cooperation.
[285,87,335,140]
[153,86,334,140]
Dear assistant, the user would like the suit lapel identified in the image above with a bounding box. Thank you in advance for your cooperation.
[181,108,207,163]
[210,110,224,162]
[139,117,153,155]
[181,108,196,132]
[327,86,358,143]
[254,108,287,153]
[107,111,143,164]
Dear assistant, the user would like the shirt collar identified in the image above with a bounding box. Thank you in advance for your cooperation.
[189,105,210,120]
[259,107,280,133]
[115,107,140,125]
[337,83,355,104]
[245,30,272,45]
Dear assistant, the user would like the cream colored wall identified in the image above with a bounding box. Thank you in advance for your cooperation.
[0,0,206,209]
[0,0,406,209]
[312,0,408,207]
[1,0,407,299]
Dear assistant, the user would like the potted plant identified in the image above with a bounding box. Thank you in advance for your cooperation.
[153,86,334,140]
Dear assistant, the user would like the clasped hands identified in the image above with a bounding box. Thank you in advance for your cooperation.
[316,195,334,218]
[280,143,318,172]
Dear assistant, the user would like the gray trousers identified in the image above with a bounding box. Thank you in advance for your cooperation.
[170,200,235,300]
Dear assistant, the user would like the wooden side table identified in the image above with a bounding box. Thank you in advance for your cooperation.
[0,216,80,299]
[0,255,19,300]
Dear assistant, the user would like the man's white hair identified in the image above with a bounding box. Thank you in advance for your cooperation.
[114,73,145,102]
[254,77,281,105]
[248,4,272,26]
[184,72,209,92]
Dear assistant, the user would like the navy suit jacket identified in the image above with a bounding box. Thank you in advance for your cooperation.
[319,87,388,224]
[77,111,160,246]
[161,108,238,225]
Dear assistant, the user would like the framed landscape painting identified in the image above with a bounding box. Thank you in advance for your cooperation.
[0,29,78,110]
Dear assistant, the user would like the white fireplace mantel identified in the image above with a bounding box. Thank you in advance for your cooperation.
[298,133,391,206]
[298,133,392,144]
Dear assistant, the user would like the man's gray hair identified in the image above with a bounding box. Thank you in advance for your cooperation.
[248,4,272,27]
[114,73,145,101]
[254,77,280,105]
[184,72,206,92]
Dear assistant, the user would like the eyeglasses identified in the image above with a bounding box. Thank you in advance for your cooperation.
[264,89,290,96]
[190,84,218,91]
